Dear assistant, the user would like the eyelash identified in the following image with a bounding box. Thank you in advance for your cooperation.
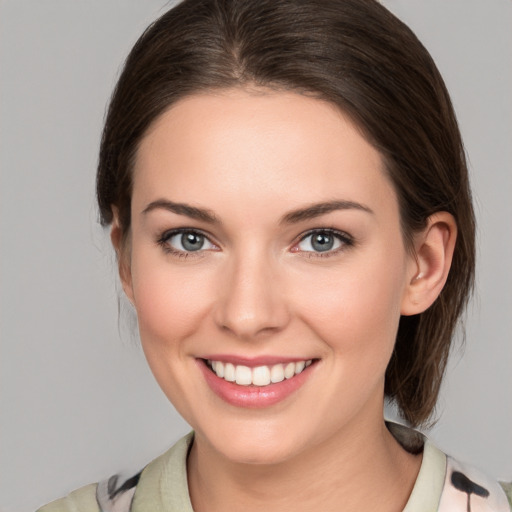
[156,228,354,259]
[295,228,354,258]
[156,228,216,259]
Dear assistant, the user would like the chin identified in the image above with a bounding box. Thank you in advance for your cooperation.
[222,442,297,466]
[202,420,312,466]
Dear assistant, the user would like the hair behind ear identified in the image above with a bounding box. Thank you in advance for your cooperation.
[387,210,471,427]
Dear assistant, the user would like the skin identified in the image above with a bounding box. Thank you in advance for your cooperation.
[112,88,456,512]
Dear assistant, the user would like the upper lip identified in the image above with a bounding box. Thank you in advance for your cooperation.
[200,354,316,367]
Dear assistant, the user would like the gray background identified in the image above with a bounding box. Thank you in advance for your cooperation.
[1,1,511,511]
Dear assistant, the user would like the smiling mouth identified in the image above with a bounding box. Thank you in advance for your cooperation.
[205,359,314,387]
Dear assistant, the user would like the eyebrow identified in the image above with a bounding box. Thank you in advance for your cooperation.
[142,198,373,224]
[142,199,219,224]
[279,200,374,224]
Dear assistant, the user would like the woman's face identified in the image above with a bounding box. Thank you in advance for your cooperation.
[121,88,419,464]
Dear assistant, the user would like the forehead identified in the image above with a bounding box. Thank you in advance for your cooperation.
[133,88,397,219]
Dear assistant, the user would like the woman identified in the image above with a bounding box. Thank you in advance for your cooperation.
[38,0,511,510]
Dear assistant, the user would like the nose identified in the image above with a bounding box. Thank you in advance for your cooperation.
[213,250,290,340]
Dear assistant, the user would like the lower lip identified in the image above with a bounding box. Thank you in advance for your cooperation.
[198,359,315,408]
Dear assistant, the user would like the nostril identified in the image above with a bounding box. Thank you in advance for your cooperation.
[212,262,290,338]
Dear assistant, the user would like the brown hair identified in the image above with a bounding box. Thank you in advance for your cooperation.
[97,0,475,426]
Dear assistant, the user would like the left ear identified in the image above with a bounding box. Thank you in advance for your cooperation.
[401,212,457,316]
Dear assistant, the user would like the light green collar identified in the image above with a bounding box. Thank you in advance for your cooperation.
[132,425,446,512]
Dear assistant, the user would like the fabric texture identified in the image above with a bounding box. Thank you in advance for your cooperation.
[37,424,511,512]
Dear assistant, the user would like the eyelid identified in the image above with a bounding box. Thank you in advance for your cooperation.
[156,226,354,259]
[292,228,354,257]
[157,227,219,256]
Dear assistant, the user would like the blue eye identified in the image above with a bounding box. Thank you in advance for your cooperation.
[296,230,352,255]
[159,229,216,254]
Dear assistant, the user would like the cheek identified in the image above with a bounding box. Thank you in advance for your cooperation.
[129,253,214,346]
[293,250,407,361]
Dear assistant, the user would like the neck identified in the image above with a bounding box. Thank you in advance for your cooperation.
[187,412,422,512]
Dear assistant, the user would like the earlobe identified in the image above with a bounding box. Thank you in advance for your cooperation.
[401,212,457,316]
[110,208,135,304]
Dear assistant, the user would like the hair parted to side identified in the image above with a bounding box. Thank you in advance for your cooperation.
[97,0,475,426]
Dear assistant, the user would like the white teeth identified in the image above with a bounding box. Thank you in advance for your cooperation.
[270,364,285,383]
[224,362,235,382]
[216,361,225,378]
[253,366,271,386]
[208,359,313,387]
[284,362,296,379]
[235,365,252,386]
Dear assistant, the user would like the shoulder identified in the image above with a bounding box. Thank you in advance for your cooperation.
[501,482,512,508]
[36,472,141,512]
[439,455,511,511]
[35,470,144,512]
[36,432,194,512]
[36,484,99,512]
[387,421,511,511]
